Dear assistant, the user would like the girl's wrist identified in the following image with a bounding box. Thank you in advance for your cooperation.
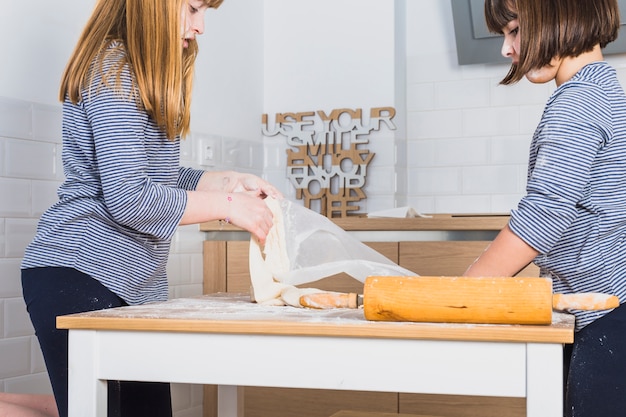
[224,193,232,224]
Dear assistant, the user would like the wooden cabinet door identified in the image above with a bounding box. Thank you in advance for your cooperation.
[399,241,539,277]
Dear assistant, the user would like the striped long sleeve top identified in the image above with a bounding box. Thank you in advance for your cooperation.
[21,44,204,305]
[509,62,626,330]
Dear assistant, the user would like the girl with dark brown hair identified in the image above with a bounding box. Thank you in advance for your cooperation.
[467,1,626,415]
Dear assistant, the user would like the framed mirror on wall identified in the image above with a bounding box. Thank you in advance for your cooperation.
[451,0,626,65]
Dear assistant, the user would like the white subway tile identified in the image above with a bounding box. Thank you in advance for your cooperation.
[172,284,203,299]
[433,137,489,167]
[171,225,204,254]
[0,337,31,378]
[0,138,5,175]
[492,193,524,213]
[263,138,287,170]
[32,103,62,143]
[367,135,395,167]
[491,135,532,165]
[0,259,22,298]
[0,178,31,217]
[460,61,508,80]
[395,167,408,199]
[406,83,435,112]
[180,135,193,161]
[0,219,5,255]
[5,139,56,180]
[407,196,435,215]
[5,218,38,258]
[363,195,397,213]
[221,137,248,169]
[462,107,520,137]
[407,109,463,140]
[3,372,53,395]
[0,98,32,140]
[263,170,292,197]
[490,78,551,107]
[167,254,203,289]
[0,300,3,337]
[407,139,435,168]
[435,195,492,214]
[54,144,64,181]
[518,104,545,135]
[517,165,530,192]
[408,167,461,195]
[364,166,395,194]
[168,254,191,286]
[249,141,264,170]
[406,53,462,84]
[31,180,61,217]
[462,165,520,194]
[167,257,182,286]
[4,298,34,338]
[435,79,490,109]
[189,253,203,285]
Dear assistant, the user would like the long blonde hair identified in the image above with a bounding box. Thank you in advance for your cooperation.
[59,0,223,139]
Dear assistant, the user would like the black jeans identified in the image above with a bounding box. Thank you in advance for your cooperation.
[22,267,172,417]
[563,304,626,417]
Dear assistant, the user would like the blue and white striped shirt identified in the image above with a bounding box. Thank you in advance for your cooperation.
[22,44,204,305]
[509,62,626,330]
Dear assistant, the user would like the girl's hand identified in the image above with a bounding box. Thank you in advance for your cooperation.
[225,191,275,244]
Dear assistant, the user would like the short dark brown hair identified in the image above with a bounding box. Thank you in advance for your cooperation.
[484,0,621,84]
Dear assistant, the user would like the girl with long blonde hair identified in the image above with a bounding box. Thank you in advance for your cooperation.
[21,1,281,416]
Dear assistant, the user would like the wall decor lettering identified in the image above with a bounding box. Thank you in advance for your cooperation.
[262,107,396,217]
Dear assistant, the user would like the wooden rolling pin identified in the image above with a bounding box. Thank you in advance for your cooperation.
[299,276,620,325]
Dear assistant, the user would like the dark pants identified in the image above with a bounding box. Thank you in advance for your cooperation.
[563,304,626,417]
[22,267,172,417]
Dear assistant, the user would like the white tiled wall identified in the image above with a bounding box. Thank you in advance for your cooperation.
[0,97,62,396]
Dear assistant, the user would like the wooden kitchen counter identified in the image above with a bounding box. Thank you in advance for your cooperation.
[200,214,510,233]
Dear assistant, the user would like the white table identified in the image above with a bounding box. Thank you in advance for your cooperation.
[56,294,574,417]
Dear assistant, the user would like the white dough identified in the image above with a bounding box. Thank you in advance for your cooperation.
[249,196,313,306]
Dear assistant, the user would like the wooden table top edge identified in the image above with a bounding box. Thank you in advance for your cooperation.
[56,314,574,344]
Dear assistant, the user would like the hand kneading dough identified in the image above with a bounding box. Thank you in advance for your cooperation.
[249,197,323,307]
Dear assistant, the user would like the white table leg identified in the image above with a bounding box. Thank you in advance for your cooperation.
[217,385,243,417]
[67,330,107,417]
[526,343,563,417]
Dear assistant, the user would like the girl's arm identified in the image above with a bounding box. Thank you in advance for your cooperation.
[179,171,283,243]
[463,224,539,277]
